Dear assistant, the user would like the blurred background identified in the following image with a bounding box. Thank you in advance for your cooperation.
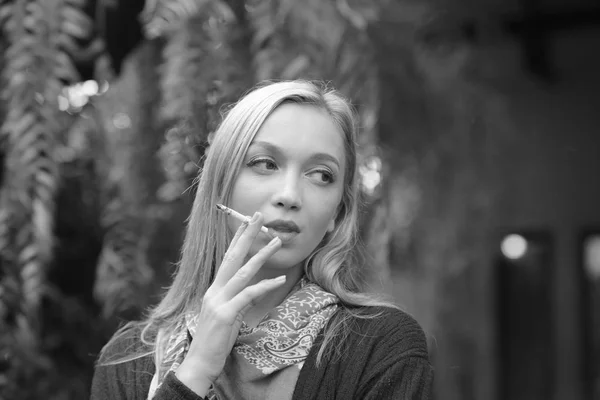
[0,0,599,399]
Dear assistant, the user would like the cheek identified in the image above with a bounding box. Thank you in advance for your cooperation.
[308,197,341,237]
[230,172,256,197]
[227,173,267,222]
[313,215,332,236]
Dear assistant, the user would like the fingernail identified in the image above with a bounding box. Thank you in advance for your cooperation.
[268,237,281,247]
[272,275,286,283]
[250,212,260,223]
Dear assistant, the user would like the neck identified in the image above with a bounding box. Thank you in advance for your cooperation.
[243,264,305,328]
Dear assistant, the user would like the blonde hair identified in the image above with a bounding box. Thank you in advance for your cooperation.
[99,80,397,371]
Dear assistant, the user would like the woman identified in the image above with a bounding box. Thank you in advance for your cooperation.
[91,80,433,400]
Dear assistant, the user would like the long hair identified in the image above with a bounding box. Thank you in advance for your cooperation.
[98,80,397,370]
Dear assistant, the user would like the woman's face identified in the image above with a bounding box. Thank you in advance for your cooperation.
[228,103,346,272]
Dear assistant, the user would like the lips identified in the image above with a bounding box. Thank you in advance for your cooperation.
[265,219,300,243]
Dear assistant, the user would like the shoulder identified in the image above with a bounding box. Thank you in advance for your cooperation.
[91,323,156,399]
[345,306,430,359]
[97,322,150,365]
[356,305,425,329]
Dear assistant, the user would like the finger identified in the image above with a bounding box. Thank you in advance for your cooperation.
[222,236,282,298]
[210,219,248,288]
[212,212,264,287]
[228,218,249,250]
[228,275,287,315]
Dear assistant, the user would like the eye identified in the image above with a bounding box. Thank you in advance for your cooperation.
[247,157,278,172]
[307,169,335,184]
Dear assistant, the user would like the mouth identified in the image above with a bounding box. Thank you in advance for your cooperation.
[265,220,300,243]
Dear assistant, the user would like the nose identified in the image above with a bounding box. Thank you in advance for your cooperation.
[271,172,302,210]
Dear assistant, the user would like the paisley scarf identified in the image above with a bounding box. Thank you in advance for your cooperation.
[148,277,338,399]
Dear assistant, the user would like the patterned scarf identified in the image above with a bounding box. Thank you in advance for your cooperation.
[147,277,338,400]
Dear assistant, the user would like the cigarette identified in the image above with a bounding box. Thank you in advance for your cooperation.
[216,204,271,236]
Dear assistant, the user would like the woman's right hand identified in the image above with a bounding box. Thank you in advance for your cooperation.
[174,212,284,396]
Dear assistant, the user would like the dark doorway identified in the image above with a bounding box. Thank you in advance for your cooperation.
[580,230,600,400]
[496,231,554,400]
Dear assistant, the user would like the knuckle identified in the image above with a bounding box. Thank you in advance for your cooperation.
[222,250,236,264]
[233,267,252,282]
[222,253,240,269]
[238,291,254,305]
[203,292,227,309]
[202,296,218,311]
[245,286,262,300]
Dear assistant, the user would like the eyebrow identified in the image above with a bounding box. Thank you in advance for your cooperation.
[249,140,341,169]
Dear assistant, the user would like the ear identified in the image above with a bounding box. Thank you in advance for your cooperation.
[327,218,335,233]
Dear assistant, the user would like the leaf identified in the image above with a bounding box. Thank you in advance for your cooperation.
[61,16,92,39]
[57,31,82,55]
[53,51,80,82]
[6,111,37,140]
[61,4,93,33]
[5,49,35,72]
[65,0,88,7]
[20,259,44,313]
[5,36,36,60]
[31,197,53,258]
[94,205,154,317]
[141,0,208,39]
[335,0,371,30]
[281,54,310,79]
[22,14,41,33]
[0,2,12,26]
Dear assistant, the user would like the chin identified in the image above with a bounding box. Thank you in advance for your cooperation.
[262,251,306,272]
[248,238,309,265]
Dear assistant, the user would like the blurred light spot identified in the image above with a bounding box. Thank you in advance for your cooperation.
[112,113,132,129]
[99,80,110,94]
[361,170,381,194]
[501,234,528,260]
[34,92,44,105]
[69,91,88,109]
[359,155,382,196]
[366,156,381,171]
[58,95,69,111]
[81,80,99,96]
[58,80,104,112]
[584,235,600,280]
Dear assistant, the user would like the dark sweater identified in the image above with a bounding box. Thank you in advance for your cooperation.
[90,307,433,399]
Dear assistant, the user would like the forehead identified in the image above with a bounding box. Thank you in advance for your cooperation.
[250,103,346,162]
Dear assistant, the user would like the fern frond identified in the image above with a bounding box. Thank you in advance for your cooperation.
[157,120,203,201]
[61,3,94,38]
[0,201,21,324]
[93,198,154,318]
[157,1,251,201]
[248,0,379,113]
[0,1,11,28]
[157,13,212,201]
[141,0,209,39]
[0,0,93,327]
